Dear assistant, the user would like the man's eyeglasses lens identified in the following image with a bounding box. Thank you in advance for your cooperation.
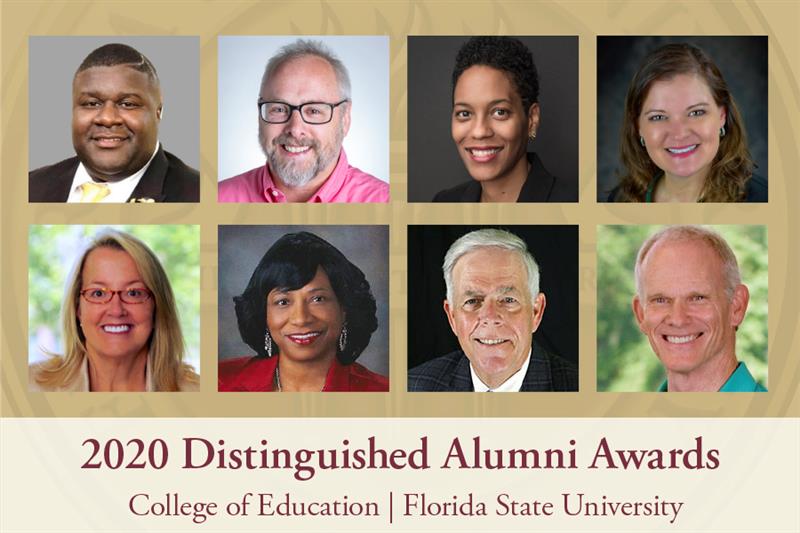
[258,101,346,124]
[81,288,152,304]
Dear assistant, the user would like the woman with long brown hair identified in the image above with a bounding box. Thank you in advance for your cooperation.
[611,43,765,203]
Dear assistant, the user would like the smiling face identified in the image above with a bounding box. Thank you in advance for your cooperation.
[266,267,345,365]
[451,65,538,188]
[77,247,154,364]
[444,247,545,388]
[72,65,161,182]
[633,239,748,387]
[259,55,350,189]
[637,74,726,184]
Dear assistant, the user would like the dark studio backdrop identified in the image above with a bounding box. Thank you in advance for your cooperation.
[596,35,768,201]
[407,225,578,371]
[407,36,579,202]
[217,225,390,377]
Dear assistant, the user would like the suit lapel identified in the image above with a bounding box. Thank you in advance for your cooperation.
[128,145,168,202]
[520,341,553,391]
[450,353,475,391]
[518,153,556,202]
[38,157,79,201]
[459,180,482,202]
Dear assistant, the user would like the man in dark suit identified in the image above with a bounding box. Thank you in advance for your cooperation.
[408,228,577,392]
[29,43,198,203]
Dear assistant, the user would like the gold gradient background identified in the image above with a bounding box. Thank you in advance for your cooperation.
[2,1,798,418]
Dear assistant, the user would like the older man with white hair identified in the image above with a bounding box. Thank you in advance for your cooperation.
[408,228,577,392]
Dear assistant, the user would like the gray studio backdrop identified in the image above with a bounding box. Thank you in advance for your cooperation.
[29,36,199,171]
[217,36,389,183]
[596,36,768,201]
[407,36,579,202]
[217,225,390,377]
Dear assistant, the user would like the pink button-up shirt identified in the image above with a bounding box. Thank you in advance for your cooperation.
[218,149,389,203]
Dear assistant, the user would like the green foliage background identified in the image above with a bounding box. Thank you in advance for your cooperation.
[28,225,200,372]
[596,225,767,391]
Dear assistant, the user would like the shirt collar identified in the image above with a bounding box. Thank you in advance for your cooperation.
[261,148,348,203]
[719,362,762,392]
[470,349,532,392]
[645,174,660,203]
[322,357,353,391]
[658,362,762,392]
[68,141,160,203]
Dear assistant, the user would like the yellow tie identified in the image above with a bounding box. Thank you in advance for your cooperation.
[79,182,110,203]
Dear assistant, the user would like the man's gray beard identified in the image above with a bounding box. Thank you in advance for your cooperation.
[260,125,343,188]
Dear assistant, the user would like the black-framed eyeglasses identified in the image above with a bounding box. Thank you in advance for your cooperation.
[80,287,153,304]
[258,100,349,125]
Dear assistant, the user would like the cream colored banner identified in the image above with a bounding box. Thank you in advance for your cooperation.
[2,417,798,532]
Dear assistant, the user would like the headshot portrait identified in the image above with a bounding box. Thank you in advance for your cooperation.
[597,36,767,202]
[28,225,200,392]
[28,36,200,203]
[407,36,578,203]
[597,225,767,392]
[217,36,389,203]
[218,225,389,392]
[407,226,578,392]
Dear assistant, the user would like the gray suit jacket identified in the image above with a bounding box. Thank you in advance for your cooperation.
[408,341,578,392]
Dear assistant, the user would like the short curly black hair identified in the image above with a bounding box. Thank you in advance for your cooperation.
[452,36,539,113]
[76,43,159,85]
[233,232,378,364]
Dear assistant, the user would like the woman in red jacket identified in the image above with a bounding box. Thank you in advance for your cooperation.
[218,231,388,392]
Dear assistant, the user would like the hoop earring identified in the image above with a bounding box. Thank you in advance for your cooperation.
[338,324,348,353]
[719,126,726,138]
[264,330,273,358]
[639,136,645,147]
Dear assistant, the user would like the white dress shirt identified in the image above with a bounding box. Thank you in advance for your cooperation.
[470,349,532,392]
[66,142,160,203]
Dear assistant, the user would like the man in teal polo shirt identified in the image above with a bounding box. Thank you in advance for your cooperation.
[632,226,766,392]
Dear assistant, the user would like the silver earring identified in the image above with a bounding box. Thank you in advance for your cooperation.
[529,130,536,141]
[720,126,726,138]
[264,330,273,357]
[639,136,645,147]
[338,324,348,352]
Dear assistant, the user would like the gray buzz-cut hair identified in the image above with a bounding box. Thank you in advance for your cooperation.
[634,225,742,300]
[443,229,540,304]
[261,39,351,100]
